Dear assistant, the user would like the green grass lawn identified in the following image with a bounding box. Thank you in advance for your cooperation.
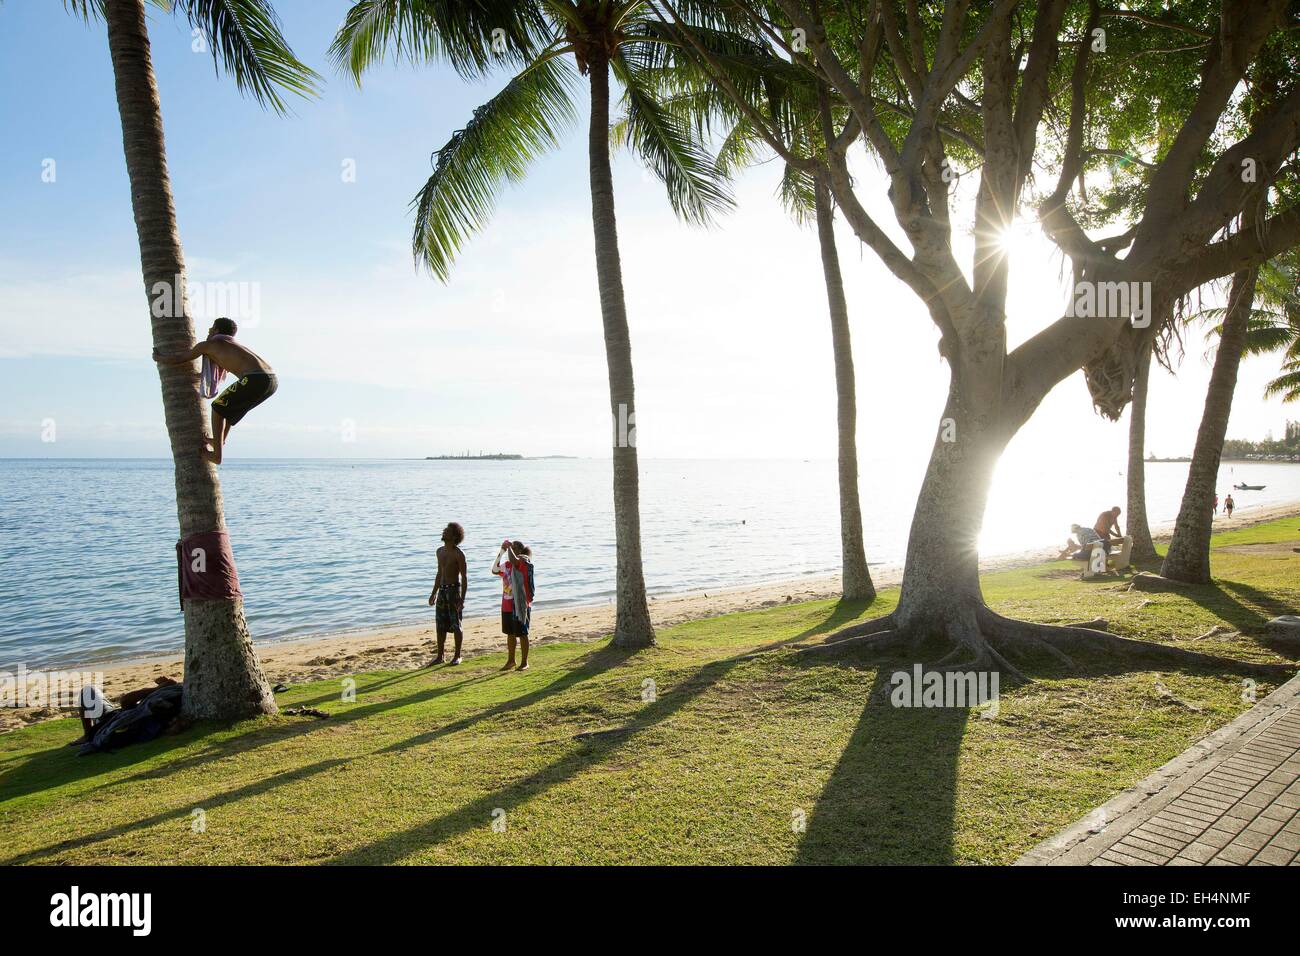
[3,517,1298,865]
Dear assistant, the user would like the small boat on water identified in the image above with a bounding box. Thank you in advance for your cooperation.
[1233,483,1266,490]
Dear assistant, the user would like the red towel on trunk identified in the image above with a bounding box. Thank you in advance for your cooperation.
[176,530,242,608]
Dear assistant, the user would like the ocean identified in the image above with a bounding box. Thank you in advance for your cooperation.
[3,456,1299,669]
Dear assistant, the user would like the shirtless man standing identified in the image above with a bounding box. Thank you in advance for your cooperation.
[427,522,468,665]
[153,317,277,464]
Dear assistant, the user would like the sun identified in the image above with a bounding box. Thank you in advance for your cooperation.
[995,221,1039,259]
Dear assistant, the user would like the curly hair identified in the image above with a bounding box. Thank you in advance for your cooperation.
[442,522,464,545]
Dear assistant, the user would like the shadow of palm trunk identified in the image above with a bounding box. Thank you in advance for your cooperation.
[795,667,969,864]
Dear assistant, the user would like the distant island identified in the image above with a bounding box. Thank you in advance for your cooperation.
[426,452,523,460]
[422,453,581,461]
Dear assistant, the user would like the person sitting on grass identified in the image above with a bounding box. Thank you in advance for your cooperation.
[492,539,535,671]
[153,316,278,465]
[427,521,468,666]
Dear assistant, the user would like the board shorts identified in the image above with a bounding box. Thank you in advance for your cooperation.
[435,585,462,633]
[501,607,530,638]
[212,372,278,427]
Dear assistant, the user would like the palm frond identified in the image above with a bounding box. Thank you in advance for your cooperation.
[779,160,817,225]
[331,0,550,82]
[177,0,319,114]
[1263,362,1300,403]
[714,120,762,178]
[613,54,733,226]
[62,0,107,20]
[1197,306,1298,356]
[411,54,579,280]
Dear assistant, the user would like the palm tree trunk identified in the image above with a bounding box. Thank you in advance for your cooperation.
[1161,264,1260,583]
[587,51,654,648]
[105,0,276,718]
[813,182,874,601]
[1126,335,1158,563]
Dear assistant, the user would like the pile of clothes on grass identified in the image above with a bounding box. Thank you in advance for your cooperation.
[75,678,184,756]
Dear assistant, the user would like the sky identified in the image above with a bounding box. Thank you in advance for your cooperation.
[0,0,1295,469]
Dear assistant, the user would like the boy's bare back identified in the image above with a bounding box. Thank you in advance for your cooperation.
[200,337,273,376]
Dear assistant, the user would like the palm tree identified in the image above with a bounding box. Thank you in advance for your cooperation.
[1125,335,1159,563]
[626,28,875,601]
[63,0,317,718]
[1162,263,1261,583]
[332,1,734,648]
[1161,247,1300,581]
[810,178,875,600]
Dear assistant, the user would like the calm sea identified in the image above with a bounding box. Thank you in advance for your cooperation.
[3,456,1299,669]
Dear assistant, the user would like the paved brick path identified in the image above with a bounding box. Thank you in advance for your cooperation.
[1018,673,1300,866]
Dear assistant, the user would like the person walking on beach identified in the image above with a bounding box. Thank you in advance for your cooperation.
[1225,495,1235,519]
[153,317,278,465]
[492,539,534,671]
[427,522,468,665]
[1213,493,1219,515]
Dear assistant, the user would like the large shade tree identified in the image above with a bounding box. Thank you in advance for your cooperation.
[660,0,1300,677]
[332,0,737,649]
[62,0,317,718]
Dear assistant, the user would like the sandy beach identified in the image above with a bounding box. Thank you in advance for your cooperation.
[6,501,1299,734]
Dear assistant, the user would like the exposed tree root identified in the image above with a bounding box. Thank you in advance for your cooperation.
[790,605,1292,682]
[792,626,913,658]
[1065,618,1108,631]
[1128,572,1193,593]
[821,613,897,643]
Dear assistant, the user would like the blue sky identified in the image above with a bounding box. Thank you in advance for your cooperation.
[0,0,1295,464]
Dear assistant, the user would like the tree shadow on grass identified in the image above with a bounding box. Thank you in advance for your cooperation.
[4,601,883,864]
[1199,579,1299,658]
[788,604,1294,866]
[5,645,632,801]
[0,728,189,804]
[3,755,351,864]
[288,667,433,708]
[794,664,969,864]
[790,598,879,641]
[326,625,826,864]
[1172,578,1298,645]
[6,637,772,865]
[370,645,641,756]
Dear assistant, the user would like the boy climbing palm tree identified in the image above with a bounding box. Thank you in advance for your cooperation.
[153,317,278,464]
